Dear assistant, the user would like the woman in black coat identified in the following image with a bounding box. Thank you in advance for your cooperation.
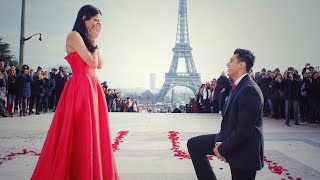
[309,72,320,123]
[16,65,33,116]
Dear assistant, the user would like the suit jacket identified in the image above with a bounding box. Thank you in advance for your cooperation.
[215,74,264,171]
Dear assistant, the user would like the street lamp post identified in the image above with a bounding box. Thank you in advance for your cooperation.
[18,0,26,67]
[18,0,42,67]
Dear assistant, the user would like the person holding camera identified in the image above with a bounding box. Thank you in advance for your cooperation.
[29,70,46,115]
[282,67,301,126]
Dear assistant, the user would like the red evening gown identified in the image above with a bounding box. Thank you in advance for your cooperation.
[31,51,119,180]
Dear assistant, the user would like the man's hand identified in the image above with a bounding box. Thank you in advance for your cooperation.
[60,71,64,77]
[213,144,227,163]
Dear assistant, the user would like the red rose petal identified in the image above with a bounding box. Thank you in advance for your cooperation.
[168,131,214,161]
[0,130,128,166]
[112,131,129,152]
[264,155,303,179]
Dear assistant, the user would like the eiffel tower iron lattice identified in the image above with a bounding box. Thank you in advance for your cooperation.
[157,0,202,100]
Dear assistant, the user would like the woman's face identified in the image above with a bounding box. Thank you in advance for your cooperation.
[10,69,15,75]
[84,14,101,31]
[276,75,282,81]
[36,71,42,77]
[22,66,29,74]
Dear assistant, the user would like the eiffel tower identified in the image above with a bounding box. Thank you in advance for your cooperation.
[157,0,202,100]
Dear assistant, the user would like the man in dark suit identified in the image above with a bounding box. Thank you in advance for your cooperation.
[187,49,264,180]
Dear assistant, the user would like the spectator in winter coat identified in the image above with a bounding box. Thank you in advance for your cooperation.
[29,70,46,115]
[43,71,53,113]
[7,68,16,117]
[216,71,230,112]
[54,67,67,110]
[308,71,320,123]
[282,67,301,126]
[16,64,33,116]
[48,68,57,110]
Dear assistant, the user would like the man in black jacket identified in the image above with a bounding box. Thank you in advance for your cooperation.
[188,49,264,180]
[54,67,67,110]
[216,71,230,112]
[282,67,301,126]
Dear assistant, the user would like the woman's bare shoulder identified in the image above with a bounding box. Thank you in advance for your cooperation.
[67,31,82,42]
[66,31,83,53]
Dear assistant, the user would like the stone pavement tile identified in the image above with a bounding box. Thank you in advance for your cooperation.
[1,113,320,180]
[163,174,197,180]
[118,173,198,180]
[264,132,320,147]
[120,131,169,141]
[120,141,171,151]
[0,139,42,158]
[0,170,32,180]
[163,158,196,173]
[261,117,320,133]
[163,157,230,175]
[110,119,150,131]
[265,141,320,171]
[0,155,37,180]
[256,169,288,180]
[0,155,37,171]
[146,114,220,132]
[0,115,52,131]
[266,150,320,180]
[115,157,165,173]
[115,150,171,158]
[119,173,287,180]
[119,173,165,180]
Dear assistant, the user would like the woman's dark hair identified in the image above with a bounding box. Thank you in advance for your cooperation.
[21,64,29,71]
[72,5,102,52]
[275,72,283,79]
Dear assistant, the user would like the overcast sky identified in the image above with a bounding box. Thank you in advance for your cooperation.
[1,0,319,89]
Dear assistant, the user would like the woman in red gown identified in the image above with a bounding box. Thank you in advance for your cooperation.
[31,5,119,180]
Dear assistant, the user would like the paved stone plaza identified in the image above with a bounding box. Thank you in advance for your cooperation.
[0,113,320,180]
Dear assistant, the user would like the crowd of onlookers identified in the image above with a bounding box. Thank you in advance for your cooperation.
[2,57,319,125]
[0,57,142,117]
[101,82,141,112]
[187,63,320,126]
[0,58,71,117]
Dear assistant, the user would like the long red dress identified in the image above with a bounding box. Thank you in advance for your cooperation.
[31,51,119,180]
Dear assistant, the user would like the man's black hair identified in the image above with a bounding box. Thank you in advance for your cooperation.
[234,48,255,73]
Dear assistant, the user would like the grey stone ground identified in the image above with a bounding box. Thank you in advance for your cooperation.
[0,113,320,180]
